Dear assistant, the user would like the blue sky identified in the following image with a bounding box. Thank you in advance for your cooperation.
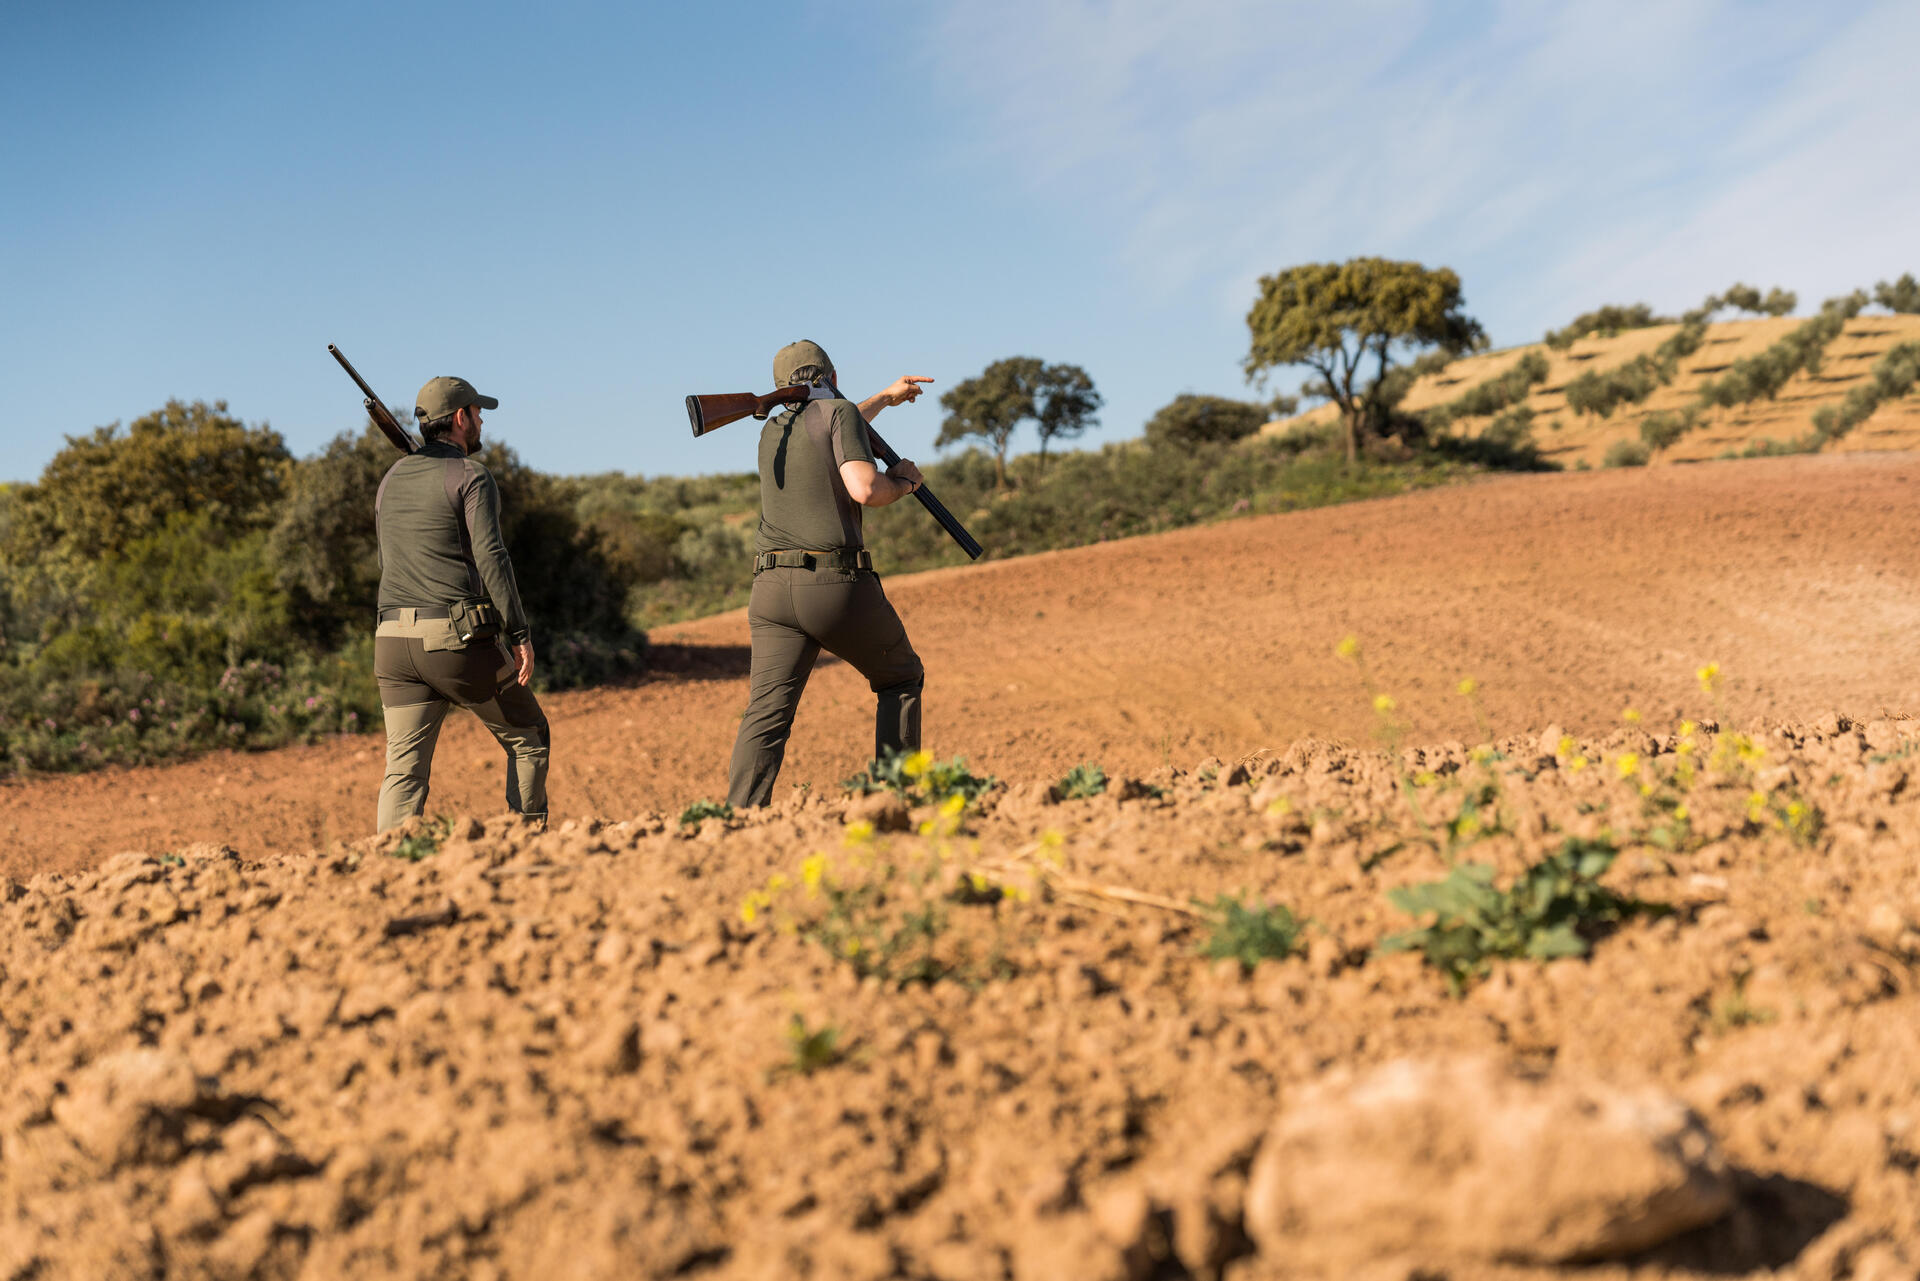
[3,1,1916,483]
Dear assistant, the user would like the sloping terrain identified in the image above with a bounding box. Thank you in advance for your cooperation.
[6,453,1920,879]
[1267,314,1920,467]
[5,454,1920,1278]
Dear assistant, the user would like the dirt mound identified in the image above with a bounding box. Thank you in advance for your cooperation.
[8,453,1920,882]
[6,708,1919,1278]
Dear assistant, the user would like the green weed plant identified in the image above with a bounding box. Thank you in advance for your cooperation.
[1379,837,1659,991]
[1198,895,1305,972]
[1056,761,1108,799]
[390,816,451,863]
[844,747,996,807]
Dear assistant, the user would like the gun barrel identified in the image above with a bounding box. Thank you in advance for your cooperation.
[327,343,418,455]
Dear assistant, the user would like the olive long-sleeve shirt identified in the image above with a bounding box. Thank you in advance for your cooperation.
[374,441,531,645]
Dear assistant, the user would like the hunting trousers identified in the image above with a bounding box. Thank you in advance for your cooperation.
[374,612,550,831]
[727,566,923,808]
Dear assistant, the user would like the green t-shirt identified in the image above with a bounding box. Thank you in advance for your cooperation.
[754,398,876,555]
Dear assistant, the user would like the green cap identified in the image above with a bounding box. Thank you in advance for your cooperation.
[773,340,834,387]
[415,375,499,422]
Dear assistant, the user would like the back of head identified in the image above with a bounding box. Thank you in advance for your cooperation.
[773,340,834,389]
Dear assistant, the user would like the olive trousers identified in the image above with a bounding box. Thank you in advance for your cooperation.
[374,615,550,832]
[726,566,924,808]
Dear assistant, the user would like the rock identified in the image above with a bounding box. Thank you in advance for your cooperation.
[1539,723,1567,758]
[51,1048,203,1169]
[843,791,912,832]
[585,1019,642,1076]
[1863,719,1901,754]
[1243,1057,1732,1267]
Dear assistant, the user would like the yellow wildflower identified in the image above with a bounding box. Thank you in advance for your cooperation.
[1265,797,1294,816]
[843,820,875,848]
[901,749,934,780]
[968,871,988,893]
[1557,734,1575,757]
[1623,707,1642,723]
[1616,753,1639,779]
[1335,635,1360,662]
[939,793,967,818]
[1456,677,1479,697]
[1373,693,1396,714]
[845,938,862,957]
[1571,755,1589,772]
[1697,662,1721,694]
[801,853,827,893]
[1679,720,1697,738]
[1674,804,1690,821]
[1414,770,1438,787]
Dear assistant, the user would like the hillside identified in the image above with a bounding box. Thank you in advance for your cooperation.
[8,452,1920,879]
[1265,314,1920,468]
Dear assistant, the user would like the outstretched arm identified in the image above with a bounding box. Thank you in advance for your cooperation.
[858,376,934,421]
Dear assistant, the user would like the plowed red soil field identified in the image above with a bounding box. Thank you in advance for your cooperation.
[7,453,1919,880]
[8,453,1920,1279]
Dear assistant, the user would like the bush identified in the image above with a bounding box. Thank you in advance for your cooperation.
[1637,408,1696,451]
[1144,394,1270,447]
[1603,439,1651,468]
[1875,273,1920,314]
[1544,303,1671,350]
[1425,351,1549,428]
[1810,341,1920,442]
[1696,292,1867,408]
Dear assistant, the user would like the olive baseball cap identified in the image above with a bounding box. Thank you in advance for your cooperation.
[773,339,834,387]
[415,376,499,421]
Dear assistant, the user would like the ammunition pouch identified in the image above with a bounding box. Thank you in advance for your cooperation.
[449,598,502,644]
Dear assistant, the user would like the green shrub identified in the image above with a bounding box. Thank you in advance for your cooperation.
[1638,409,1696,451]
[1544,303,1672,349]
[1056,761,1108,799]
[1199,895,1304,972]
[1426,351,1549,428]
[1378,837,1657,990]
[1696,292,1867,408]
[1875,273,1920,314]
[1603,439,1651,468]
[1144,394,1271,447]
[1811,341,1920,442]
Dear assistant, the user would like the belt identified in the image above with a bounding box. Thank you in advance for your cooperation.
[754,549,872,572]
[377,605,452,622]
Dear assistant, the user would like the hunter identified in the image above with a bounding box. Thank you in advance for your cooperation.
[372,376,549,830]
[726,340,931,806]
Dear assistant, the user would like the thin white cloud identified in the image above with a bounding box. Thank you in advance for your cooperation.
[918,0,1920,340]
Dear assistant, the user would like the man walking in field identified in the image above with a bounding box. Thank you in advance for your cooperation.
[726,340,931,807]
[372,376,549,831]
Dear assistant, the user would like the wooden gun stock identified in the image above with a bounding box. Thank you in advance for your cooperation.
[685,385,811,438]
[328,343,418,455]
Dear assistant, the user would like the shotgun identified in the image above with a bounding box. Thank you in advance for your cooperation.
[328,343,418,455]
[684,380,984,561]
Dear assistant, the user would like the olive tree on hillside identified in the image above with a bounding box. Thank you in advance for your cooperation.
[937,357,1102,487]
[1243,258,1485,462]
[1875,273,1920,314]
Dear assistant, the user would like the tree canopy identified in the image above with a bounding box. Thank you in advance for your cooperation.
[1143,394,1272,448]
[936,357,1102,487]
[1243,258,1484,461]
